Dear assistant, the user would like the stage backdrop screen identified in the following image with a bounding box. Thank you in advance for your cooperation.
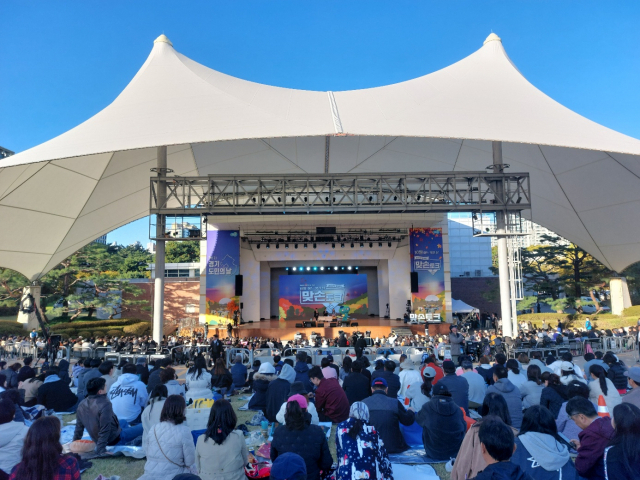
[410,228,446,320]
[279,274,368,320]
[205,229,240,325]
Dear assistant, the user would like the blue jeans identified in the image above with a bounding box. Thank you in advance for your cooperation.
[116,419,143,445]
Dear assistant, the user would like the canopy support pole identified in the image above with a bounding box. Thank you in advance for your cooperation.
[153,146,167,344]
[493,141,513,338]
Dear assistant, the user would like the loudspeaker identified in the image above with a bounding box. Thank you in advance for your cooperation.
[351,322,359,327]
[410,272,419,292]
[329,322,337,327]
[304,321,312,328]
[240,302,244,309]
[295,323,304,328]
[235,275,243,295]
[316,227,336,235]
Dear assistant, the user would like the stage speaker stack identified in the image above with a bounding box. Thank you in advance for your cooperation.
[303,321,312,328]
[330,322,337,327]
[295,323,304,328]
[235,275,243,295]
[410,272,419,293]
[351,322,359,327]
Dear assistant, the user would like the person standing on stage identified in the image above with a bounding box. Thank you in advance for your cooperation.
[313,308,319,322]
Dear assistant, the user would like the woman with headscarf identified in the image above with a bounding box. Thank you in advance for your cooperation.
[335,402,394,480]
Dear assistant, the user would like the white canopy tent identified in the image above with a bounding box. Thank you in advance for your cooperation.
[452,299,479,314]
[2,32,640,283]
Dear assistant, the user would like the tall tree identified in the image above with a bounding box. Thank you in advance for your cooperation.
[520,244,563,300]
[166,241,200,263]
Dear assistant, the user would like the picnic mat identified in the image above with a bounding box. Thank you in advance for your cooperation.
[391,464,439,480]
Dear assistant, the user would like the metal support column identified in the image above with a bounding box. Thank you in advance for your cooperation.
[493,141,513,338]
[153,146,167,343]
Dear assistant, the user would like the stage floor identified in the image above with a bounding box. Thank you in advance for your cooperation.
[211,318,449,341]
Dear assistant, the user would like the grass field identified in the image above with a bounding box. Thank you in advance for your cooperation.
[517,312,638,330]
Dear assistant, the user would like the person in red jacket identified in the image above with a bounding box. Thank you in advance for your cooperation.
[566,396,615,480]
[309,366,349,423]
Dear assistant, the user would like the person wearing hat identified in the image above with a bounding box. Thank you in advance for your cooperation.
[276,381,319,425]
[271,395,333,480]
[405,366,436,411]
[437,360,470,414]
[416,383,466,462]
[370,360,401,398]
[622,367,640,409]
[270,452,307,480]
[449,324,465,365]
[559,361,587,386]
[335,402,393,480]
[398,358,423,397]
[362,377,415,453]
[248,362,278,413]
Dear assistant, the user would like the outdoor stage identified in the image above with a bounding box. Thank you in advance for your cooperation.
[211,318,450,341]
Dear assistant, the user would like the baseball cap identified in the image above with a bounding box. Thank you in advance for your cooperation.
[422,367,436,379]
[624,367,640,383]
[288,394,308,409]
[560,361,575,372]
[326,354,334,361]
[371,377,388,388]
[433,383,450,396]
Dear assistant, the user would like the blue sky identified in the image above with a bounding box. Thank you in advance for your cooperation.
[2,1,639,246]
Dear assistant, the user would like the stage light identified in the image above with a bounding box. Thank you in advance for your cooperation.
[320,267,324,271]
[306,267,311,271]
[350,243,354,248]
[334,266,338,271]
[355,266,359,270]
[348,266,352,270]
[286,267,289,271]
[292,267,297,271]
[332,243,335,248]
[299,267,303,271]
[388,242,392,247]
[313,267,318,271]
[313,243,317,248]
[341,243,345,248]
[341,266,345,270]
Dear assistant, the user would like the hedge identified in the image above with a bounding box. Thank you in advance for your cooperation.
[123,322,151,336]
[77,330,93,338]
[0,321,26,336]
[50,318,144,332]
[106,329,124,337]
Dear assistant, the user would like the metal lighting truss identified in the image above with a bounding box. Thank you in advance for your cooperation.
[149,171,531,216]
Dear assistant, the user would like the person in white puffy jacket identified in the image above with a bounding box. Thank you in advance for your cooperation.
[185,356,213,402]
[0,398,29,476]
[138,395,196,480]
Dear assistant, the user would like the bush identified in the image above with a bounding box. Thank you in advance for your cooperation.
[106,329,123,337]
[622,305,640,317]
[123,322,151,336]
[77,330,92,339]
[49,318,143,330]
[0,321,26,336]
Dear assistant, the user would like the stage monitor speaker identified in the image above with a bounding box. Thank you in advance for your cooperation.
[316,227,336,235]
[295,323,304,328]
[329,322,337,327]
[235,275,243,295]
[351,322,359,327]
[410,272,419,292]
[303,321,312,328]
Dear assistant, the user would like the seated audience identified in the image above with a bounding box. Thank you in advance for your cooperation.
[270,452,307,480]
[462,360,487,409]
[438,360,470,414]
[108,363,148,423]
[77,358,102,402]
[566,396,615,480]
[247,362,277,412]
[506,359,527,390]
[8,416,80,480]
[309,366,349,423]
[17,357,35,383]
[588,364,621,410]
[511,406,578,480]
[160,367,185,398]
[371,360,401,398]
[556,381,591,443]
[540,373,568,419]
[271,396,333,480]
[519,365,544,409]
[139,395,196,480]
[416,383,466,462]
[265,363,296,423]
[98,361,116,392]
[452,392,517,480]
[604,403,640,480]
[603,352,628,394]
[20,373,44,407]
[0,398,29,477]
[276,382,319,425]
[335,402,393,480]
[398,359,422,397]
[210,358,233,393]
[230,355,248,389]
[342,359,371,405]
[142,385,168,451]
[363,377,415,454]
[37,367,78,413]
[320,358,337,380]
[185,356,212,402]
[622,366,640,408]
[405,366,435,411]
[195,399,248,480]
[486,365,523,429]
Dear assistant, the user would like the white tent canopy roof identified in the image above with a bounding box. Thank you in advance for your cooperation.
[3,33,640,280]
[452,298,479,313]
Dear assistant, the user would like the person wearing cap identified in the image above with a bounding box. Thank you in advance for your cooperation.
[405,366,435,411]
[309,366,350,423]
[335,402,393,480]
[462,360,487,409]
[370,360,401,398]
[247,362,277,413]
[342,359,371,405]
[622,366,640,409]
[416,383,466,461]
[449,324,465,365]
[550,352,583,379]
[559,361,587,386]
[270,452,307,480]
[362,376,415,453]
[276,382,319,425]
[271,395,333,480]
[437,360,470,414]
[398,358,423,398]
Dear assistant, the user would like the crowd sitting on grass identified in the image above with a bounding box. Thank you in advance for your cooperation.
[1,317,640,480]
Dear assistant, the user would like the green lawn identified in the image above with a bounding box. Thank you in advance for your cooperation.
[517,312,637,331]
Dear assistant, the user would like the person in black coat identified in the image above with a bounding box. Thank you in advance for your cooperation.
[136,358,150,385]
[210,358,233,391]
[265,364,296,422]
[370,361,401,398]
[342,359,371,405]
[539,373,568,418]
[271,398,333,480]
[17,357,36,383]
[37,367,78,412]
[209,334,224,363]
[247,363,277,412]
[355,336,367,359]
[603,353,628,392]
[146,358,171,393]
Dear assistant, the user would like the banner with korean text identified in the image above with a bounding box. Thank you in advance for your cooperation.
[205,229,240,325]
[279,274,368,320]
[410,228,445,321]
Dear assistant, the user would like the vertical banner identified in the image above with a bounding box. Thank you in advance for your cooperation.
[410,228,445,321]
[205,229,240,325]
